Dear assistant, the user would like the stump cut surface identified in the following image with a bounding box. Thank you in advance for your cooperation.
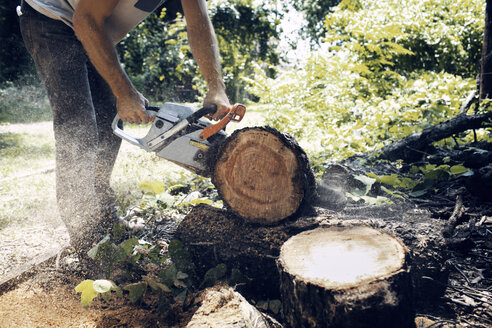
[278,226,414,328]
[212,127,314,224]
[280,225,406,289]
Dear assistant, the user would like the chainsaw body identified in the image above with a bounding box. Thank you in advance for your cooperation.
[112,102,245,175]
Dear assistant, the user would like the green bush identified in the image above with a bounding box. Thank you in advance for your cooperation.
[248,0,488,161]
[118,0,280,103]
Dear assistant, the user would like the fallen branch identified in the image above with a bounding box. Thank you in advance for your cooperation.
[443,195,466,238]
[377,111,492,162]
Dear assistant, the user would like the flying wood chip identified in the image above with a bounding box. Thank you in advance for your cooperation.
[211,127,316,224]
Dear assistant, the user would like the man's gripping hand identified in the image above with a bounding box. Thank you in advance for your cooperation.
[116,90,151,124]
[204,88,231,121]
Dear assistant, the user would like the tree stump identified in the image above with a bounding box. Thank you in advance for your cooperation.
[211,127,316,224]
[277,226,415,328]
[177,203,449,308]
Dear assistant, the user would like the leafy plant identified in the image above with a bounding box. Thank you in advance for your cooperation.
[247,0,488,163]
[345,174,392,205]
[117,0,281,103]
[75,279,122,308]
[200,263,227,289]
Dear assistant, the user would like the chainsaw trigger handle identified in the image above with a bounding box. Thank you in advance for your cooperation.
[146,106,159,121]
[199,104,246,141]
[111,107,158,148]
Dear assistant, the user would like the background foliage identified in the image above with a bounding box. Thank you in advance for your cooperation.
[118,0,280,103]
[0,0,490,162]
[249,0,489,161]
[0,0,34,84]
[290,0,341,44]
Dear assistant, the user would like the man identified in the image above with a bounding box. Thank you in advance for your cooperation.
[18,0,230,275]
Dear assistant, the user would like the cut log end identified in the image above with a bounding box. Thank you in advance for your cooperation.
[212,127,315,224]
[280,226,406,289]
[278,226,415,328]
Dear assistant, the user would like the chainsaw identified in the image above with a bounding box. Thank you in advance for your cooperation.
[112,102,246,176]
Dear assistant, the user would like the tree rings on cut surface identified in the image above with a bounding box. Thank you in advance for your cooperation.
[211,127,315,224]
[277,226,415,328]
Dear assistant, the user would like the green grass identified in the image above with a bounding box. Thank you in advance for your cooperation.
[0,83,52,123]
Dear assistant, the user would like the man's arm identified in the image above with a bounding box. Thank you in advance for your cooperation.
[73,0,150,124]
[181,0,231,120]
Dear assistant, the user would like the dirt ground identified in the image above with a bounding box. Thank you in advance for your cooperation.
[0,271,186,328]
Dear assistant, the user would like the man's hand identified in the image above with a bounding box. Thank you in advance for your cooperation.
[204,88,231,121]
[116,90,151,124]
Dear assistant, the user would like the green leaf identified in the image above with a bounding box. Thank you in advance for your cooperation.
[87,235,111,260]
[424,168,450,181]
[176,271,189,280]
[410,189,427,197]
[354,174,376,187]
[174,279,188,288]
[200,263,227,289]
[101,291,112,302]
[229,268,246,286]
[379,174,401,187]
[142,275,171,293]
[139,179,165,194]
[168,240,194,274]
[187,198,213,205]
[123,282,147,303]
[175,290,187,305]
[400,177,419,190]
[268,299,282,315]
[75,280,99,308]
[159,264,178,287]
[119,237,139,256]
[360,195,392,205]
[450,164,473,176]
[366,172,380,181]
[381,185,405,199]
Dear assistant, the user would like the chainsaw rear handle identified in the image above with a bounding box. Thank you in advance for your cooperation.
[111,106,159,148]
[199,104,246,140]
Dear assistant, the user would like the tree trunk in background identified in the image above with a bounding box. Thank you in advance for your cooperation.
[480,0,492,101]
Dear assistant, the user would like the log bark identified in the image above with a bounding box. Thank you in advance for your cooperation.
[377,111,492,162]
[210,126,316,224]
[277,226,415,328]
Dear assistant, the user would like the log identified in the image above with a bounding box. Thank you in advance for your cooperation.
[210,126,316,224]
[377,111,492,162]
[277,226,415,328]
[186,285,270,328]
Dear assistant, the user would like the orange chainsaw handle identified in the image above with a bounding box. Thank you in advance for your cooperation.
[199,104,246,140]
